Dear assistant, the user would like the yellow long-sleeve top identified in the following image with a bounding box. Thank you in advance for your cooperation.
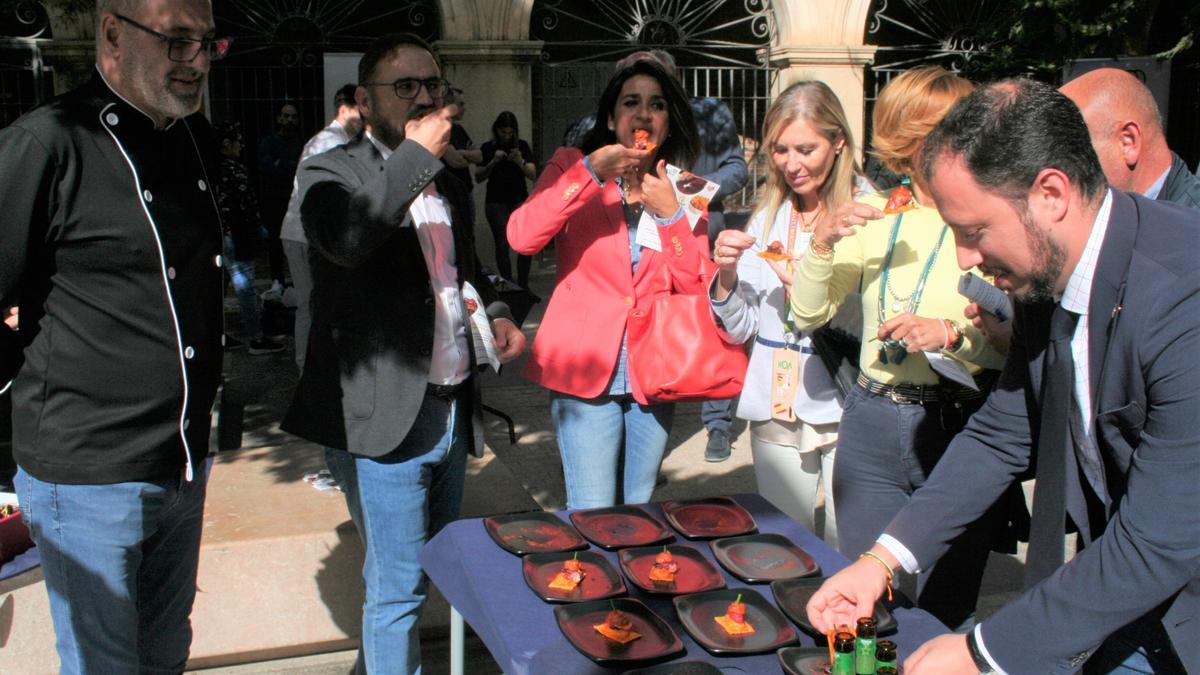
[790,190,1006,385]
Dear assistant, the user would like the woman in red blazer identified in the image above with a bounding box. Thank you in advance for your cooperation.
[509,58,706,508]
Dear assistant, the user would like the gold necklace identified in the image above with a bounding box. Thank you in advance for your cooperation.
[797,204,823,232]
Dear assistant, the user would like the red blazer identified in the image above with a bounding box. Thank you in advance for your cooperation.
[508,147,710,402]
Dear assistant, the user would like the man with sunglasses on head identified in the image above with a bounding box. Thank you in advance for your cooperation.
[0,0,230,672]
[281,33,525,674]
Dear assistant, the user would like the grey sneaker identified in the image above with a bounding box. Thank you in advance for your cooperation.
[248,337,284,355]
[705,429,731,462]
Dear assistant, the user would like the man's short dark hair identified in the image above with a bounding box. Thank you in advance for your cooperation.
[357,33,437,87]
[334,84,357,108]
[921,78,1108,204]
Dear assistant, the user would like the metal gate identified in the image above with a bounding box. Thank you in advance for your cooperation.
[530,0,778,210]
[863,0,1013,184]
[209,0,439,159]
[0,2,54,129]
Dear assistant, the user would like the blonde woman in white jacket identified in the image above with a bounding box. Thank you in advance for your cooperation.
[710,81,867,546]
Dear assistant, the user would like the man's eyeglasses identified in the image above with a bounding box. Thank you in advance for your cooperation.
[365,78,450,100]
[115,14,232,62]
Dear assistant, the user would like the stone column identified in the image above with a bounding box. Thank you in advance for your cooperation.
[42,4,95,95]
[436,39,543,270]
[769,45,877,155]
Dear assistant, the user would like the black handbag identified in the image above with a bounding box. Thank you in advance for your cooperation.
[810,324,861,403]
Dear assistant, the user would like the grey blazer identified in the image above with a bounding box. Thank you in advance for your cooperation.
[885,190,1200,673]
[282,135,510,458]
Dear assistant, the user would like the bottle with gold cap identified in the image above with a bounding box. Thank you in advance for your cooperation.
[832,631,856,675]
[855,616,877,674]
[875,639,898,671]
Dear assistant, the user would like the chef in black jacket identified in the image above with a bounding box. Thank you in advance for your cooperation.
[0,0,229,671]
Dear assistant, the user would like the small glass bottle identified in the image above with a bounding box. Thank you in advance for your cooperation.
[875,668,898,675]
[855,617,877,674]
[875,639,898,671]
[832,631,857,675]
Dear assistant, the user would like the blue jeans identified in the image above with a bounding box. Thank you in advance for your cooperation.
[1084,614,1184,674]
[834,385,996,630]
[700,397,733,434]
[551,392,674,509]
[15,467,207,674]
[324,391,469,675]
[224,236,262,339]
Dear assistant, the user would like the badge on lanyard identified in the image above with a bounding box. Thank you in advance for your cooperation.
[770,333,801,422]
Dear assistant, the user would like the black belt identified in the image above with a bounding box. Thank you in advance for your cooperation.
[856,373,986,405]
[426,381,468,400]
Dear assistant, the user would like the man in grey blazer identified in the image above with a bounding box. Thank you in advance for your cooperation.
[281,33,525,674]
[807,80,1198,673]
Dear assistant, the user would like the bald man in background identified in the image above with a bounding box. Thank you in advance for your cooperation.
[1061,67,1200,210]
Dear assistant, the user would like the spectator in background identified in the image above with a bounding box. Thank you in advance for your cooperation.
[214,120,283,354]
[442,87,483,225]
[476,111,537,288]
[281,84,362,369]
[258,100,305,296]
[1060,67,1200,210]
[0,0,226,669]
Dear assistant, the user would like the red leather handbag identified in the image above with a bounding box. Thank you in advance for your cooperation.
[627,264,748,403]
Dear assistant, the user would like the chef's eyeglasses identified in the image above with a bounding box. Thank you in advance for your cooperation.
[115,14,232,62]
[365,77,451,100]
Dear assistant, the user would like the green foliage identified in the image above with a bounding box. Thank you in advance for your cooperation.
[962,0,1194,81]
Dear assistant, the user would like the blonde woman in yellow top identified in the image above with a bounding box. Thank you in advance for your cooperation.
[789,66,1006,630]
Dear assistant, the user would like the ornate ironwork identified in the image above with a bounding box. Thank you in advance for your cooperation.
[532,0,775,68]
[214,0,438,62]
[0,0,51,39]
[867,0,1013,76]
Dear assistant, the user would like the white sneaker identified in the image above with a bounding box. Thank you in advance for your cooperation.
[260,280,283,302]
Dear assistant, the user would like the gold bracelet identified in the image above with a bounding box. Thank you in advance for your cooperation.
[859,551,895,601]
[809,239,835,259]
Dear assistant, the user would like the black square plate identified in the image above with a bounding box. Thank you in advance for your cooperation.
[622,661,724,675]
[660,497,757,539]
[770,577,898,637]
[671,588,798,655]
[778,646,837,675]
[709,533,820,582]
[617,545,725,595]
[522,550,626,603]
[554,598,684,666]
[570,506,674,550]
[483,511,588,555]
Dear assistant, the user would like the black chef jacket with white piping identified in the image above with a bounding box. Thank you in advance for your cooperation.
[0,73,223,484]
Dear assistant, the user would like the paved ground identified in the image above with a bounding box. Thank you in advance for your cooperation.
[190,253,1029,674]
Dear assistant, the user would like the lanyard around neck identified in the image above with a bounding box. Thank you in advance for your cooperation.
[876,210,949,328]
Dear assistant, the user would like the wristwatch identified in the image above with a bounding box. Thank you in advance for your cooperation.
[967,629,996,674]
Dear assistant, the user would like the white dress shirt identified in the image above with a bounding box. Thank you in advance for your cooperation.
[367,132,471,385]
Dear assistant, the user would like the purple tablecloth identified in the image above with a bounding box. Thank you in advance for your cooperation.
[420,493,947,674]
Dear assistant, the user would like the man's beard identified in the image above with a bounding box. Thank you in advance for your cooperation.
[366,98,439,150]
[369,114,405,149]
[1016,208,1066,303]
[130,63,205,120]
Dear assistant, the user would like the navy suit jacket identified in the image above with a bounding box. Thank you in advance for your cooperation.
[282,135,509,458]
[886,190,1200,672]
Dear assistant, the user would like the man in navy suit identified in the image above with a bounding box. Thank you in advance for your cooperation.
[807,79,1198,673]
